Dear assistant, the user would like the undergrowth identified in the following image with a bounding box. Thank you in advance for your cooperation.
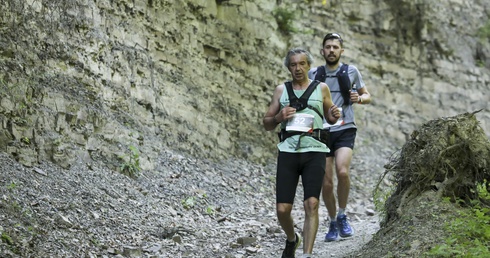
[273,7,297,35]
[120,145,141,178]
[477,20,490,42]
[426,180,490,257]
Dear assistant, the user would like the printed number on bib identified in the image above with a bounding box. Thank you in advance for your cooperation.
[286,113,314,132]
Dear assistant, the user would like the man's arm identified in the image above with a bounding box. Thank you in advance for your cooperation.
[321,83,340,124]
[263,85,284,131]
[356,87,371,104]
[350,66,371,104]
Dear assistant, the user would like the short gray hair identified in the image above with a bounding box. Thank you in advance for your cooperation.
[284,47,314,67]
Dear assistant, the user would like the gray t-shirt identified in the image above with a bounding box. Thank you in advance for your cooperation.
[308,62,365,132]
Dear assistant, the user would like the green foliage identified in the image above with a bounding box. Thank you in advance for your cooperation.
[426,181,490,257]
[181,196,196,209]
[304,0,328,4]
[1,232,13,245]
[477,20,490,42]
[21,136,30,145]
[182,192,217,216]
[10,201,21,212]
[205,206,215,215]
[0,78,34,120]
[272,6,315,36]
[476,179,490,201]
[89,236,100,246]
[120,145,141,177]
[373,172,396,220]
[273,7,297,35]
[7,182,17,190]
[476,20,490,66]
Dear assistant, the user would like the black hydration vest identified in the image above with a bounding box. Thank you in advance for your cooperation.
[313,64,353,105]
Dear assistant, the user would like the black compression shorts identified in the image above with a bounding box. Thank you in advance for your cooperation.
[276,152,326,204]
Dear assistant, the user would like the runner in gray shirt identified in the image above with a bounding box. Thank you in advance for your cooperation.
[308,33,372,242]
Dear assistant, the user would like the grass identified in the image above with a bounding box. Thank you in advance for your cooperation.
[120,145,141,178]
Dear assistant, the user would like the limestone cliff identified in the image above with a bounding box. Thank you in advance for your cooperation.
[0,0,488,170]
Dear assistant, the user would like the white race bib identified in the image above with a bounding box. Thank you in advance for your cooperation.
[286,113,314,132]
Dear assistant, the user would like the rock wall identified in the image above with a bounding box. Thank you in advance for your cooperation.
[0,0,488,170]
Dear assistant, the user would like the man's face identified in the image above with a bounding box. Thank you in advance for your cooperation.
[321,39,344,65]
[288,53,310,81]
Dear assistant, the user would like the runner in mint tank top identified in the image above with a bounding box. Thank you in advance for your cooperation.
[263,47,340,257]
[308,33,372,242]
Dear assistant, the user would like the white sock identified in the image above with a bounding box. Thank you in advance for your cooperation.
[337,208,345,216]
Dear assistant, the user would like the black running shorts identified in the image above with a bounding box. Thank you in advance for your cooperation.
[276,152,326,204]
[325,128,357,157]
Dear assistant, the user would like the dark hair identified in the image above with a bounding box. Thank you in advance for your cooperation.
[284,48,314,67]
[322,33,343,47]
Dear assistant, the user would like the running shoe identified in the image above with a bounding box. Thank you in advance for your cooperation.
[281,232,302,258]
[337,214,354,237]
[325,221,340,242]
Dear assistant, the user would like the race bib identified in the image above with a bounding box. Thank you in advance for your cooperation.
[286,113,314,132]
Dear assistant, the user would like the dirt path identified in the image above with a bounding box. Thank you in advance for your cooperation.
[0,142,389,257]
[255,178,381,258]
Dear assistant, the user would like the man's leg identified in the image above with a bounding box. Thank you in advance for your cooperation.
[278,202,302,258]
[276,151,301,255]
[300,152,325,253]
[334,147,353,211]
[334,147,354,237]
[277,203,295,241]
[276,152,299,239]
[322,157,336,218]
[322,156,340,242]
[303,197,320,254]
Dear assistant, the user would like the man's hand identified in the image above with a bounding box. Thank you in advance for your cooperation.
[277,105,296,122]
[326,105,340,124]
[349,90,360,104]
[330,105,340,119]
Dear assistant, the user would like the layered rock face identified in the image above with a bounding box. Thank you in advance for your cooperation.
[0,0,488,170]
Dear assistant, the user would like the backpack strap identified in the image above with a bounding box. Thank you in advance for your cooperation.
[284,81,297,107]
[337,64,352,106]
[314,64,352,106]
[284,80,323,119]
[280,81,326,146]
[314,65,326,83]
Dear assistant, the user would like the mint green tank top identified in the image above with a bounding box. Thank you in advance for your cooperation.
[277,81,331,153]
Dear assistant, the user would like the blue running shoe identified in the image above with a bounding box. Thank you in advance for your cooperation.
[324,221,339,242]
[337,214,354,238]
